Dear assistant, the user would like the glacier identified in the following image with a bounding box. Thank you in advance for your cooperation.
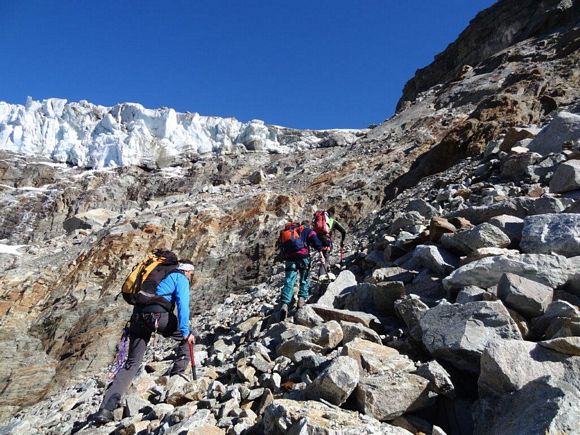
[0,98,360,169]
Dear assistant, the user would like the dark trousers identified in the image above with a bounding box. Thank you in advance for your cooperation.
[99,311,188,411]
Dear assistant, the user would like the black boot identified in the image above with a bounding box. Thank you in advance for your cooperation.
[91,408,114,425]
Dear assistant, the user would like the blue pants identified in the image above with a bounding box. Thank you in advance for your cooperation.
[281,258,311,304]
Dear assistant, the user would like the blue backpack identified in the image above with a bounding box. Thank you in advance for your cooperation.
[279,222,307,256]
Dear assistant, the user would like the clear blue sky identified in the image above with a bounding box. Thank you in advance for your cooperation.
[1,1,496,130]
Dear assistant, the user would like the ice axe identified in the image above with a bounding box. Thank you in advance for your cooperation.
[188,336,197,381]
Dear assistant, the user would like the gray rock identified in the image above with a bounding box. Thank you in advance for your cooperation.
[355,372,432,421]
[394,296,429,342]
[478,339,580,397]
[441,223,510,256]
[497,273,553,318]
[341,338,415,376]
[550,159,580,193]
[406,199,439,219]
[456,286,487,303]
[163,409,217,434]
[413,244,459,276]
[488,214,524,244]
[263,399,412,434]
[420,301,522,372]
[293,306,324,328]
[339,281,405,316]
[310,304,381,329]
[124,395,151,418]
[521,213,580,257]
[415,360,455,398]
[473,376,580,435]
[390,211,427,235]
[316,270,357,307]
[305,356,360,406]
[531,300,580,339]
[443,253,577,291]
[539,336,580,356]
[527,111,580,156]
[340,321,382,345]
[405,270,446,306]
[365,267,416,284]
[500,150,541,181]
[276,321,343,360]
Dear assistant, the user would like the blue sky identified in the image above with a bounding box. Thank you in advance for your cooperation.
[1,1,496,129]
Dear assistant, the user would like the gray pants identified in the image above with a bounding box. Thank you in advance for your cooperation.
[100,311,189,411]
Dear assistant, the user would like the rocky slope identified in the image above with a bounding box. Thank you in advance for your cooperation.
[0,0,579,433]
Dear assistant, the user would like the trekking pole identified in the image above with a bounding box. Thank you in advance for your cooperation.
[188,336,197,381]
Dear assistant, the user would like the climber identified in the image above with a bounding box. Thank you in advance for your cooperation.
[278,220,325,319]
[91,260,196,426]
[313,206,347,280]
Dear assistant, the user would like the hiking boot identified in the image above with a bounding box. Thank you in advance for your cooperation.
[91,408,114,426]
[297,297,306,309]
[279,303,289,321]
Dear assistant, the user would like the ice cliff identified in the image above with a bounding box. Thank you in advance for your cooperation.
[0,98,359,169]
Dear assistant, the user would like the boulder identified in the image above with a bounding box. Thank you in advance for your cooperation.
[276,321,343,360]
[293,306,324,328]
[499,127,538,152]
[488,214,524,244]
[539,336,580,356]
[415,360,455,398]
[443,253,576,291]
[263,399,412,434]
[420,301,522,372]
[429,216,456,242]
[497,273,553,318]
[455,286,487,303]
[405,271,446,306]
[527,111,580,156]
[340,321,382,344]
[305,356,360,406]
[478,339,580,397]
[473,376,580,435]
[531,300,580,339]
[390,211,426,235]
[341,338,415,375]
[441,223,510,256]
[413,244,459,276]
[338,282,405,316]
[406,199,439,219]
[316,270,357,307]
[462,247,520,264]
[309,305,380,329]
[394,296,429,342]
[549,160,580,193]
[520,213,580,257]
[365,267,416,284]
[355,372,432,421]
[500,150,541,181]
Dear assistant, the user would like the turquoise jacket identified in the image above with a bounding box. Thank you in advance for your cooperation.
[156,271,190,337]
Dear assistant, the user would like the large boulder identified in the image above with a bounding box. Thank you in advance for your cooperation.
[341,338,415,376]
[488,214,524,245]
[263,399,412,434]
[394,296,429,342]
[276,321,343,360]
[478,338,580,397]
[309,305,380,329]
[520,213,580,257]
[527,111,580,156]
[338,282,405,316]
[550,160,580,193]
[340,321,382,344]
[413,245,459,276]
[441,223,510,256]
[355,372,433,421]
[316,270,357,307]
[420,301,522,372]
[473,376,580,435]
[443,253,577,291]
[305,356,360,406]
[497,273,553,318]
